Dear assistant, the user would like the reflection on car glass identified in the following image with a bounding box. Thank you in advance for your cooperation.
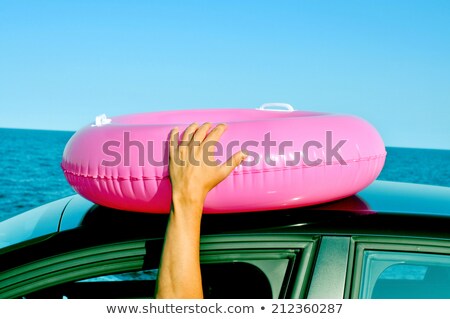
[378,264,427,280]
[77,269,158,282]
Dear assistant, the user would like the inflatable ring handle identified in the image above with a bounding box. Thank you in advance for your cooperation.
[259,103,294,112]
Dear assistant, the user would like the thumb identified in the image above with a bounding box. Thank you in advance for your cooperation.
[220,150,248,178]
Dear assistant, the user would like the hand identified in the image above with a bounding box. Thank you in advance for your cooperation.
[169,122,247,210]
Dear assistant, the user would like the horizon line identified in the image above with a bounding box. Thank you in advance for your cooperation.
[1,126,448,152]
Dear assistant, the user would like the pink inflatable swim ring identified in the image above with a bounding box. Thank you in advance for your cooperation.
[61,103,386,213]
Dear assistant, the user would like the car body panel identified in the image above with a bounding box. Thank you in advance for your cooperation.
[0,197,71,250]
[307,236,350,298]
[1,180,450,299]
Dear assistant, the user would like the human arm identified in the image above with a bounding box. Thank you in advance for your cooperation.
[155,123,246,299]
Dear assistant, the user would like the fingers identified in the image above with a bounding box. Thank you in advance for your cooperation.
[201,123,227,160]
[180,123,199,146]
[192,122,212,146]
[169,127,179,161]
[170,122,239,172]
[203,123,227,144]
[180,122,214,148]
[220,150,247,178]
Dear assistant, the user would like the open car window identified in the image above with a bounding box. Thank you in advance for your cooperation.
[3,235,316,299]
[23,262,275,299]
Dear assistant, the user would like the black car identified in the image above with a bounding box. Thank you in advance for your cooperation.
[1,180,450,299]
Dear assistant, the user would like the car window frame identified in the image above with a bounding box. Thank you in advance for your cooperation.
[200,234,318,298]
[0,233,318,299]
[346,236,450,299]
[307,236,351,298]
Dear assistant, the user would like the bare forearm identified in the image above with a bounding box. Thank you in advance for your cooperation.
[155,199,204,299]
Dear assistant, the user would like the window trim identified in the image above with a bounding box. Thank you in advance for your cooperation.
[0,241,147,298]
[345,236,450,299]
[0,234,318,299]
[200,234,318,298]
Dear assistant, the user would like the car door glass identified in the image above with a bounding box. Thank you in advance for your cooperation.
[23,269,159,299]
[78,269,158,282]
[359,250,450,298]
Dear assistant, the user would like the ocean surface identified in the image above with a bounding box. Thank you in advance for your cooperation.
[0,128,449,222]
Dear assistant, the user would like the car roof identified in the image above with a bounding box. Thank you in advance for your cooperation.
[1,180,450,252]
[61,180,450,228]
[57,180,450,237]
[349,180,450,216]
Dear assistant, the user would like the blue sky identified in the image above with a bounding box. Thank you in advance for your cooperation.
[0,0,449,149]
